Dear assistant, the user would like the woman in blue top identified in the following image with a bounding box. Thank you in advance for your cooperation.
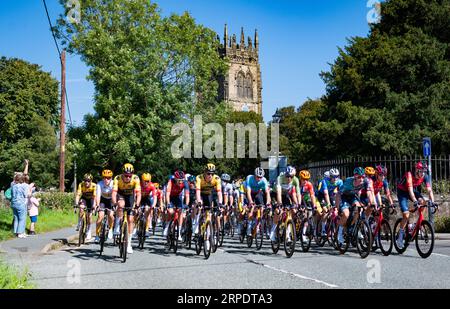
[11,173,33,238]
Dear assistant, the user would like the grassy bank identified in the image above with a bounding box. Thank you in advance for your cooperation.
[0,192,77,241]
[0,259,34,289]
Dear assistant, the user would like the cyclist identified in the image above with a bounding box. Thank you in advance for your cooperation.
[361,167,377,223]
[154,183,164,226]
[95,170,114,242]
[395,161,435,249]
[140,173,157,236]
[164,170,190,241]
[335,167,367,246]
[75,173,97,240]
[111,163,142,254]
[221,174,234,232]
[270,166,299,241]
[372,165,394,208]
[194,163,223,235]
[316,168,343,236]
[245,168,271,236]
[298,170,317,242]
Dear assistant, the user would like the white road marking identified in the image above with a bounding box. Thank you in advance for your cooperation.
[432,253,450,258]
[217,248,339,288]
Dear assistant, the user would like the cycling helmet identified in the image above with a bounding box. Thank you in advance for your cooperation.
[329,168,340,177]
[324,171,330,178]
[221,173,231,182]
[174,170,185,180]
[123,163,134,174]
[365,167,376,176]
[254,167,265,178]
[141,173,152,182]
[353,167,365,176]
[188,175,196,183]
[205,163,216,173]
[83,173,93,181]
[154,183,160,189]
[102,170,113,178]
[415,161,427,171]
[375,165,387,176]
[299,170,311,180]
[286,166,296,177]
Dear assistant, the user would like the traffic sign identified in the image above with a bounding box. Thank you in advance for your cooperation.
[423,137,431,157]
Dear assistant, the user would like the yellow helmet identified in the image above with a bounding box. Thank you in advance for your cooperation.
[141,173,152,182]
[122,163,134,174]
[299,170,311,180]
[365,167,376,176]
[205,163,216,173]
[83,173,93,181]
[154,183,160,189]
[102,170,113,178]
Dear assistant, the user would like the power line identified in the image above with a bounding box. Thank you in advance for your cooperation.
[42,0,73,126]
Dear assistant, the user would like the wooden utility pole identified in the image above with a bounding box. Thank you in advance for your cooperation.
[59,50,66,192]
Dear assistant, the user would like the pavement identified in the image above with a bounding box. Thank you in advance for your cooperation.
[1,226,450,289]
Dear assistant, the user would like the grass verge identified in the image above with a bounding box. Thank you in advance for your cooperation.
[0,259,35,289]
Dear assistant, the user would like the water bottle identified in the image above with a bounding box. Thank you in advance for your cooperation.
[408,223,416,234]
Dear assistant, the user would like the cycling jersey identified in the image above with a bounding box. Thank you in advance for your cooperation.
[113,174,141,196]
[196,174,221,195]
[300,180,315,202]
[167,178,189,197]
[141,182,157,198]
[338,177,366,196]
[96,180,113,199]
[245,175,269,194]
[222,182,234,196]
[77,182,97,200]
[276,172,300,195]
[397,172,431,192]
[360,177,374,197]
[372,178,390,195]
[317,178,343,197]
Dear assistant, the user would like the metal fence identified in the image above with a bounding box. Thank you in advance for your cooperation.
[303,154,450,186]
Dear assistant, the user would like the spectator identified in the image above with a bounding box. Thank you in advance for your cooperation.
[11,173,33,238]
[27,191,40,236]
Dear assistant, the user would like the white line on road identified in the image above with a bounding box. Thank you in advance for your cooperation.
[217,249,339,288]
[432,253,450,258]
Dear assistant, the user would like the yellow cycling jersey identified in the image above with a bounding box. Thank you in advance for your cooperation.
[113,174,141,196]
[77,182,96,200]
[196,174,221,195]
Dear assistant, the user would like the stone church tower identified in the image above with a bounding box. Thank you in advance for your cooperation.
[218,25,262,114]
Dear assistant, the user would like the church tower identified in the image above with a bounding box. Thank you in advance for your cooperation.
[218,25,262,114]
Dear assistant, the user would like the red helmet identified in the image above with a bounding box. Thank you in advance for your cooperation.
[375,165,387,176]
[174,170,185,180]
[415,162,427,171]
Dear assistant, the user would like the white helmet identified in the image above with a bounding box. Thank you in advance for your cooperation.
[285,166,296,177]
[255,167,265,178]
[324,171,330,178]
[329,168,340,177]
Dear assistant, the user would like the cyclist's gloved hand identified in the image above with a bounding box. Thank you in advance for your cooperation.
[413,200,419,208]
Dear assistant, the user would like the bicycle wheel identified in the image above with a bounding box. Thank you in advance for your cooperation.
[271,224,281,254]
[122,222,128,263]
[378,219,393,256]
[203,221,213,259]
[173,219,179,254]
[356,220,372,259]
[256,221,264,251]
[315,218,327,247]
[327,218,337,248]
[185,216,192,249]
[284,219,296,258]
[78,216,85,247]
[99,219,107,256]
[219,217,225,247]
[299,220,312,253]
[246,221,253,248]
[152,211,157,235]
[393,218,409,254]
[212,219,219,253]
[239,221,246,243]
[335,225,350,254]
[415,220,434,259]
[138,217,146,250]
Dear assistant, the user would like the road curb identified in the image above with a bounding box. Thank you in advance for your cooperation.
[40,234,79,254]
[436,234,450,241]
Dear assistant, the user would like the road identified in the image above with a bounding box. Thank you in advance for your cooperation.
[7,227,450,289]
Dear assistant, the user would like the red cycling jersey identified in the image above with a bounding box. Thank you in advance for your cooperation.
[141,182,157,198]
[397,172,431,192]
[166,178,189,197]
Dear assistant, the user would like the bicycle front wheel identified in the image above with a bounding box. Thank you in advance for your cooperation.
[299,220,312,253]
[356,220,372,259]
[256,222,264,250]
[78,216,85,247]
[203,221,213,259]
[378,219,393,256]
[122,222,128,263]
[271,224,280,254]
[415,220,434,259]
[393,218,409,254]
[284,220,296,258]
[99,220,106,255]
[173,219,179,254]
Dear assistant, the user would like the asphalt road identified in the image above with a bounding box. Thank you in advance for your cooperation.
[11,227,450,289]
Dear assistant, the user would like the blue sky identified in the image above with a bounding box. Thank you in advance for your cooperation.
[0,0,374,125]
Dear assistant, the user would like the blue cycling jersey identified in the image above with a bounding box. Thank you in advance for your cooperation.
[245,175,269,194]
[318,178,343,197]
[339,177,366,195]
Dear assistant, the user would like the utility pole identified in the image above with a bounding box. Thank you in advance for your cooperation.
[59,50,66,192]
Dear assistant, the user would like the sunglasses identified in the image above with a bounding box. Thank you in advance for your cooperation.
[124,174,132,179]
[286,175,293,179]
[103,177,112,180]
[206,173,214,176]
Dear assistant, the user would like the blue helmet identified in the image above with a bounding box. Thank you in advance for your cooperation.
[286,166,296,177]
[353,167,365,176]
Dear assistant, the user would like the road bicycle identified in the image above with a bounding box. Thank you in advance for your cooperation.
[136,205,147,250]
[393,200,438,258]
[194,203,214,260]
[246,204,265,250]
[370,203,395,256]
[182,207,193,249]
[117,207,131,263]
[166,206,182,254]
[270,204,296,257]
[74,203,90,247]
[98,208,113,256]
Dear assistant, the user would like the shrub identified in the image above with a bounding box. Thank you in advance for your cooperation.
[435,216,450,233]
[35,192,74,211]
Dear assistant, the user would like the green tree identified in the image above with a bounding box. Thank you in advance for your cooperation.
[56,0,228,182]
[0,57,61,189]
